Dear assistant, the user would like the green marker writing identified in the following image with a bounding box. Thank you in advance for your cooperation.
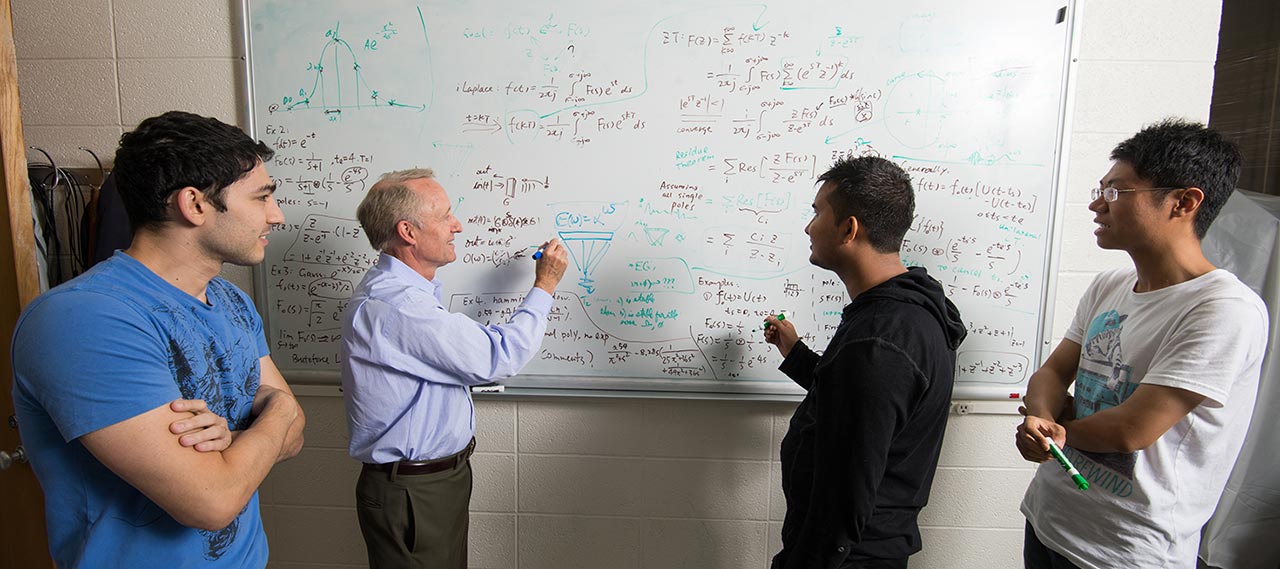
[763,313,786,330]
[1047,440,1088,491]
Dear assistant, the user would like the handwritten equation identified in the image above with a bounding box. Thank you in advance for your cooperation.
[249,0,1070,390]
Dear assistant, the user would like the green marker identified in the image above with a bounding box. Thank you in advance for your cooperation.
[1047,440,1089,491]
[763,313,786,330]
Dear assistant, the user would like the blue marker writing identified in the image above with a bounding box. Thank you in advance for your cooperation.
[532,246,545,260]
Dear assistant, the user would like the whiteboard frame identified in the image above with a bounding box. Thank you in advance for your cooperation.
[951,1,1083,401]
[241,0,1081,401]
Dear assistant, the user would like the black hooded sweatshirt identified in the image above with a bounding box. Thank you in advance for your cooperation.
[772,267,967,569]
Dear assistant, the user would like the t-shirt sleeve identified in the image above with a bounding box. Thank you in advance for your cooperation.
[13,291,179,442]
[1065,271,1115,345]
[1141,296,1268,407]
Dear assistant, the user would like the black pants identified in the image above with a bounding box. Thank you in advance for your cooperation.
[843,557,907,569]
[772,549,907,569]
[356,458,473,569]
[1024,521,1080,569]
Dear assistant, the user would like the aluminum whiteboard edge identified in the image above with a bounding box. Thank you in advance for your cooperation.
[238,0,1081,402]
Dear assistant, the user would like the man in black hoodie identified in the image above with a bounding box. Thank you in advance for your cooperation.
[764,156,967,569]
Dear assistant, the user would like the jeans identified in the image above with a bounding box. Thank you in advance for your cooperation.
[1024,521,1081,569]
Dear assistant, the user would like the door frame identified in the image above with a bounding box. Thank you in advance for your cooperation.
[0,0,53,566]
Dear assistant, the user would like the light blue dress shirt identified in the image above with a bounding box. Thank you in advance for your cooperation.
[341,253,552,463]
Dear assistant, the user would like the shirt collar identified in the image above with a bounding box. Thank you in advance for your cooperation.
[378,252,443,296]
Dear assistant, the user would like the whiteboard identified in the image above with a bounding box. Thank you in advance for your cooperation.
[245,0,1077,399]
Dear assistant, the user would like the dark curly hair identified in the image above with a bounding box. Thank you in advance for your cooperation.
[113,111,273,230]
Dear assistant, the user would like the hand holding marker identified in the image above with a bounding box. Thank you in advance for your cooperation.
[1047,440,1089,491]
[532,245,546,260]
[763,313,785,330]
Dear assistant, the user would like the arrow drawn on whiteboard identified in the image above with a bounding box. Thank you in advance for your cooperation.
[823,117,885,144]
[751,5,770,31]
[416,6,435,114]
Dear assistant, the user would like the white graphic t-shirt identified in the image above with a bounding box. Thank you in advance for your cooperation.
[1021,267,1267,569]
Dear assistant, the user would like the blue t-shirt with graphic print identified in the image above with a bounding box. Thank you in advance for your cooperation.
[12,252,270,568]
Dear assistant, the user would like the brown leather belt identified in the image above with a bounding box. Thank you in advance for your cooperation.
[364,438,475,476]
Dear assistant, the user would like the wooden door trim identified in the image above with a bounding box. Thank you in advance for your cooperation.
[0,0,53,566]
[0,0,36,305]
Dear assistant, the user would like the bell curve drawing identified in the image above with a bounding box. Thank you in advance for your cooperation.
[245,0,1079,399]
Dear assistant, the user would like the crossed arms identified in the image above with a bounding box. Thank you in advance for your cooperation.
[1016,340,1204,461]
[79,356,305,530]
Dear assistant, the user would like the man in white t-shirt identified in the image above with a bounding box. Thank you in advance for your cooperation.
[1016,119,1268,569]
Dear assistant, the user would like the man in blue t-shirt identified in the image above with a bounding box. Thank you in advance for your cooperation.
[12,111,306,568]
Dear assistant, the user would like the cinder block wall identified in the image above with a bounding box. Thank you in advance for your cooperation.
[12,1,1225,567]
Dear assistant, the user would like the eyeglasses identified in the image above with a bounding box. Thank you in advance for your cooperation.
[1090,186,1183,202]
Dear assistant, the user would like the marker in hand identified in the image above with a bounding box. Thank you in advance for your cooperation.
[1047,440,1089,491]
[763,313,786,330]
[532,245,545,260]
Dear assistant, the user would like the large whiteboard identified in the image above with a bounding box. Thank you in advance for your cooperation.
[246,0,1076,398]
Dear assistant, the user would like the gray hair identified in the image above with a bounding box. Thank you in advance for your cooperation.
[356,168,437,251]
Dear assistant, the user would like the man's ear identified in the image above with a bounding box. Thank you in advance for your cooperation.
[173,187,207,226]
[842,215,859,245]
[395,219,417,245]
[1171,187,1205,219]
